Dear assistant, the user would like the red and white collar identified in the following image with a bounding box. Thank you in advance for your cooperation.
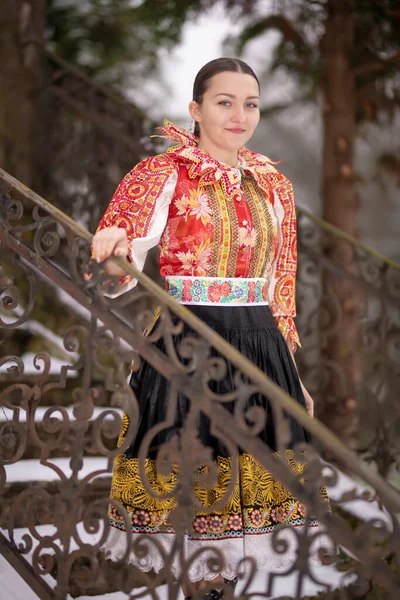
[154,119,285,198]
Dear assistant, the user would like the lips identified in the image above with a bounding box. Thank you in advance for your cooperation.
[227,128,246,134]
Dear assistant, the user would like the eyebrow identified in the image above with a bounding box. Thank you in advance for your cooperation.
[214,93,259,100]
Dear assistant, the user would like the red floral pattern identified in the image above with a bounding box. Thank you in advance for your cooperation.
[109,450,329,537]
[271,506,288,523]
[132,509,151,526]
[95,119,301,350]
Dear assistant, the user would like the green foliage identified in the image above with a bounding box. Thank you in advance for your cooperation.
[45,0,266,84]
[46,0,208,84]
[48,0,396,123]
[234,0,400,122]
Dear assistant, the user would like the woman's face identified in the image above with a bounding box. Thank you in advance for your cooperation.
[189,71,260,158]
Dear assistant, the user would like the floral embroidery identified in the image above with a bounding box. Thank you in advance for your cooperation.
[182,279,193,302]
[108,448,329,537]
[207,282,226,303]
[94,118,301,349]
[165,277,269,306]
[175,238,212,276]
[238,227,256,248]
[271,506,288,523]
[132,509,151,527]
[175,196,191,219]
[298,502,306,518]
[95,154,176,243]
[159,219,180,258]
[228,514,243,531]
[156,120,301,350]
[193,516,208,534]
[233,284,245,299]
[187,189,213,225]
[250,508,264,527]
[209,515,225,533]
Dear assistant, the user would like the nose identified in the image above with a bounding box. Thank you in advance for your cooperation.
[231,107,246,124]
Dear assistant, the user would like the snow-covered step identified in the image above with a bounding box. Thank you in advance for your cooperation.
[323,465,393,528]
[0,353,78,377]
[0,407,123,460]
[0,525,348,599]
[2,461,112,529]
[0,406,123,422]
[4,457,111,483]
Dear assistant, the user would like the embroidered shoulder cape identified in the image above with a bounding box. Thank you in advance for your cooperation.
[95,120,300,352]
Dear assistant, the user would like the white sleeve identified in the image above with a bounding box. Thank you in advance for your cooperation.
[107,171,178,297]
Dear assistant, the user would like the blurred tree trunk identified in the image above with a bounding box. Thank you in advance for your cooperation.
[320,0,362,449]
[0,0,46,191]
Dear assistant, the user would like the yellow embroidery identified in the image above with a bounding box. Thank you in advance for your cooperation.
[108,448,329,536]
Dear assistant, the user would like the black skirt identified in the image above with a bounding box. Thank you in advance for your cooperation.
[126,304,311,460]
[106,304,328,581]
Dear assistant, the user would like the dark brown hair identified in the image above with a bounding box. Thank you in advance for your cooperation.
[192,58,260,137]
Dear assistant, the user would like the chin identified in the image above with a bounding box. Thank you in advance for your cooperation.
[223,138,245,152]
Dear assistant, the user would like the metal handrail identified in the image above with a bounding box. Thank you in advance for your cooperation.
[44,49,145,118]
[43,50,400,274]
[1,165,400,513]
[297,205,400,271]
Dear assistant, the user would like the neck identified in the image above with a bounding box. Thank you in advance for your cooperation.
[197,140,238,167]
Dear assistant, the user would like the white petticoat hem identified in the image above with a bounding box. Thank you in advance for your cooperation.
[103,525,336,582]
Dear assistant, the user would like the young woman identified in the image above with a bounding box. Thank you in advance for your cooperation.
[92,58,328,598]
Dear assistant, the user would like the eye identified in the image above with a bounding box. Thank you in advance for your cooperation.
[218,101,231,106]
[246,103,259,109]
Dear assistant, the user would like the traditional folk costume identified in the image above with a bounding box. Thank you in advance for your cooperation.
[96,121,329,582]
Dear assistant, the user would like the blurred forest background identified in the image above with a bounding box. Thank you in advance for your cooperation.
[1,0,399,252]
[0,0,399,456]
[1,4,400,597]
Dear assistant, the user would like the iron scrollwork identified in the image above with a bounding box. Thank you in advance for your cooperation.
[1,172,400,599]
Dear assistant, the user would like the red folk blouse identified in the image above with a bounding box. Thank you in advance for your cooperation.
[95,120,301,353]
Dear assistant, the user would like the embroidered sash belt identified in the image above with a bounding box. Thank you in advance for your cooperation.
[165,276,269,306]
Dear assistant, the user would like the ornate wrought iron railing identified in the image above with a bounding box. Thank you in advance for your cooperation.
[43,50,157,233]
[1,167,400,599]
[296,207,400,480]
[3,47,155,234]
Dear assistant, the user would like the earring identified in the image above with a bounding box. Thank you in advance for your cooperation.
[188,119,196,133]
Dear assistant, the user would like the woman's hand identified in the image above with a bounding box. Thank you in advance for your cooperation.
[300,380,314,418]
[92,226,129,276]
[289,350,314,419]
[92,226,128,261]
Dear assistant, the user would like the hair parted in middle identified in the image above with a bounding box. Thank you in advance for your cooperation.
[192,57,260,137]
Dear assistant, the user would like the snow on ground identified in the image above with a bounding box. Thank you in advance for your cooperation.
[4,457,110,483]
[0,406,122,423]
[0,552,349,600]
[322,465,393,528]
[0,526,349,600]
[0,352,78,377]
[0,306,79,364]
[2,458,386,600]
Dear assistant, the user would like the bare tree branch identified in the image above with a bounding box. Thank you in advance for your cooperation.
[259,93,313,118]
[354,51,400,78]
[237,14,310,54]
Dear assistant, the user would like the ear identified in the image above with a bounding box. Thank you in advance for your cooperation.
[189,100,201,124]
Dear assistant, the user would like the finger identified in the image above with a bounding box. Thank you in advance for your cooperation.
[96,242,109,262]
[115,240,129,253]
[93,242,104,263]
[96,242,114,262]
[104,242,117,260]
